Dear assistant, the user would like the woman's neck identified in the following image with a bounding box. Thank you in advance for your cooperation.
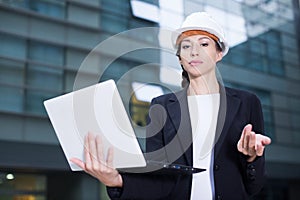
[188,74,219,95]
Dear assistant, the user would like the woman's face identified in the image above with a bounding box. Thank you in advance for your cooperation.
[179,34,223,79]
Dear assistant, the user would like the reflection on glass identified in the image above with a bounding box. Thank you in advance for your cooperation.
[0,173,46,200]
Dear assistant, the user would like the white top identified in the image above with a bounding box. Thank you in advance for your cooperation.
[188,94,220,200]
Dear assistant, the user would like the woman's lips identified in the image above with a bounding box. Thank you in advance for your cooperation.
[189,60,203,66]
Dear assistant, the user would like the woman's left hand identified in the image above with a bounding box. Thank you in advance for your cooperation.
[237,124,272,162]
[70,132,123,187]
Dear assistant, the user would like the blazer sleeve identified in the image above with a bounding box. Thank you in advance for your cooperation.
[107,97,181,200]
[239,94,267,196]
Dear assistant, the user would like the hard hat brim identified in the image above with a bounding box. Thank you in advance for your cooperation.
[172,26,229,56]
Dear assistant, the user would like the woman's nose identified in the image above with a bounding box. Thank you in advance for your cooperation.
[191,44,200,56]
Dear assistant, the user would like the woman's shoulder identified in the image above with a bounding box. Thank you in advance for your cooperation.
[150,88,186,105]
[151,92,177,104]
[225,86,260,102]
[151,86,261,103]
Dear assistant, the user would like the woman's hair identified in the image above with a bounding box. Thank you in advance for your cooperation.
[176,45,189,88]
[176,41,222,88]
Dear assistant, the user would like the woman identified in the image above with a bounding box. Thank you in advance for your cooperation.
[71,12,271,199]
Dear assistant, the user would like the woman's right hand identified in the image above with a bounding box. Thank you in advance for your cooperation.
[70,132,123,187]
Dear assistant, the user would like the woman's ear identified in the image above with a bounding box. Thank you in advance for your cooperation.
[216,51,223,63]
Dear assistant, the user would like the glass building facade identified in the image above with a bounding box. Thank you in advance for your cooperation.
[0,0,299,199]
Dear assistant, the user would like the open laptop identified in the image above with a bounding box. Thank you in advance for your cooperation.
[44,79,205,174]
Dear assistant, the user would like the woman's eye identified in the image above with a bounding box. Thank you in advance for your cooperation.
[201,43,209,47]
[182,45,190,49]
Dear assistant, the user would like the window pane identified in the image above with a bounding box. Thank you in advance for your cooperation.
[265,30,280,45]
[101,0,130,16]
[127,24,158,43]
[26,64,63,91]
[65,48,87,70]
[0,58,25,86]
[267,45,282,59]
[0,33,27,59]
[25,89,56,115]
[0,0,29,9]
[29,0,65,19]
[101,13,127,33]
[263,107,274,139]
[269,60,284,76]
[64,71,76,92]
[101,59,131,80]
[255,90,271,106]
[0,86,23,113]
[1,0,65,19]
[225,28,285,77]
[29,42,64,66]
[67,5,99,27]
[231,51,246,66]
[248,54,266,71]
[249,39,266,55]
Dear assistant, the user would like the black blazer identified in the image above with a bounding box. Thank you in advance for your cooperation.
[108,86,266,200]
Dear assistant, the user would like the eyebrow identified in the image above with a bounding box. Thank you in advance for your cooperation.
[182,36,212,43]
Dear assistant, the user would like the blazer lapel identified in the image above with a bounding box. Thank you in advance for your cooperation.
[214,86,241,157]
[166,87,193,166]
[163,85,241,165]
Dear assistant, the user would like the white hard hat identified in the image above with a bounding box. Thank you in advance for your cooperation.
[173,12,229,56]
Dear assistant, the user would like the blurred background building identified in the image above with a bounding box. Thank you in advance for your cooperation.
[0,0,299,199]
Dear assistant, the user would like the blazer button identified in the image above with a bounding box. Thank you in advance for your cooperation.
[214,164,220,171]
[247,164,256,180]
[217,195,222,200]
